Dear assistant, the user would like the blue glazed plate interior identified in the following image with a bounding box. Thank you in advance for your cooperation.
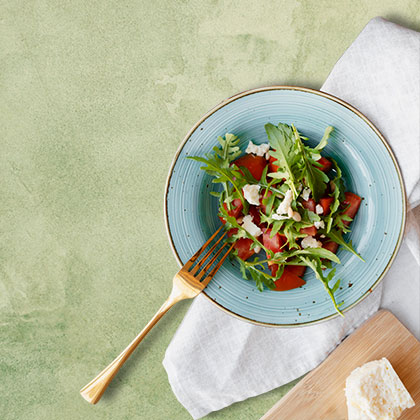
[165,87,405,326]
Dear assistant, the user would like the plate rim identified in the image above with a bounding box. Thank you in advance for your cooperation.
[163,85,407,328]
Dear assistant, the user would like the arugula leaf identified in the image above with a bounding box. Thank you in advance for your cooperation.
[290,248,340,264]
[302,159,329,202]
[325,159,345,233]
[283,219,306,250]
[304,169,328,202]
[293,126,328,201]
[275,264,285,280]
[209,191,221,198]
[259,212,273,226]
[265,123,299,197]
[327,229,365,261]
[265,247,340,265]
[334,213,353,233]
[299,256,344,316]
[315,126,334,151]
[260,164,269,185]
[238,257,249,280]
[190,155,247,206]
[226,228,247,242]
[270,220,285,237]
[217,133,242,162]
[331,278,341,294]
[232,164,257,184]
[262,192,276,216]
[302,209,321,223]
[238,257,276,291]
[249,266,276,291]
[330,159,345,200]
[188,133,244,208]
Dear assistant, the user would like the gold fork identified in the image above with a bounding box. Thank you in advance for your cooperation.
[80,226,233,404]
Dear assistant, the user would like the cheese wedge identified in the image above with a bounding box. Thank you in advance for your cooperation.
[345,358,415,420]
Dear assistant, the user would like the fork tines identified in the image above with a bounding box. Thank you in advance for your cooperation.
[183,226,234,286]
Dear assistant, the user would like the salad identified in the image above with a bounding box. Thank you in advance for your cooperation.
[189,122,363,315]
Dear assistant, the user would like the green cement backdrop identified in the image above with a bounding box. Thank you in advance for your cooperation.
[1,1,419,419]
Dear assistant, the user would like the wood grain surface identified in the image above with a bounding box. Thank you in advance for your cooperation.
[261,310,419,420]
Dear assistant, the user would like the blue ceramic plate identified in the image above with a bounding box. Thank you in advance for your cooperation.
[165,86,406,327]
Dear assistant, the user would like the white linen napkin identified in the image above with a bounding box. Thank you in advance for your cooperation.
[163,17,420,419]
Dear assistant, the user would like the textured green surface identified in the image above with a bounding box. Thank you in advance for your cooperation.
[1,1,419,419]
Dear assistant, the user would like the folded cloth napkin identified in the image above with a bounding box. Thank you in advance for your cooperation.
[163,17,420,419]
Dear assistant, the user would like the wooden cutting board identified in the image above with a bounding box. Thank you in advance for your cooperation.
[261,310,420,420]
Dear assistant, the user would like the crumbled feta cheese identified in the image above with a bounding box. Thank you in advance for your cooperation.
[301,187,311,201]
[253,245,261,254]
[277,189,293,215]
[243,184,260,205]
[314,220,325,230]
[245,141,270,157]
[320,234,326,238]
[272,214,289,220]
[301,236,322,249]
[274,189,301,222]
[315,204,324,215]
[241,215,262,237]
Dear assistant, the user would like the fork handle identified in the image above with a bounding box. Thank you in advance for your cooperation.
[80,280,188,404]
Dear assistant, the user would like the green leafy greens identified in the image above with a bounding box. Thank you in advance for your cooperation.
[189,122,364,316]
[325,158,345,233]
[315,125,334,151]
[188,133,245,209]
[293,125,329,202]
[299,256,344,316]
[327,229,365,262]
[266,123,300,198]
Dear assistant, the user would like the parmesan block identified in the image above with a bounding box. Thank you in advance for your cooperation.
[345,358,415,420]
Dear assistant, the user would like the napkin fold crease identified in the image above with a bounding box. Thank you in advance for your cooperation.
[163,17,420,419]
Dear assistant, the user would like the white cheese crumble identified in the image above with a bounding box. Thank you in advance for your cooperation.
[301,187,311,201]
[245,141,270,157]
[277,189,293,215]
[345,358,415,420]
[274,189,301,222]
[315,204,324,215]
[314,220,325,230]
[301,236,322,249]
[253,245,261,254]
[243,184,260,206]
[241,215,262,237]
